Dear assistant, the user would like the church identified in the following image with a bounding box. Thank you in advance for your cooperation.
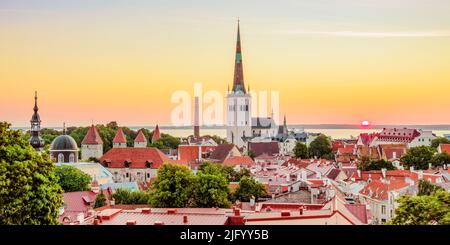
[226,21,277,152]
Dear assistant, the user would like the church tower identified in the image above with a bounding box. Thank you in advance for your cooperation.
[29,91,45,152]
[226,20,252,151]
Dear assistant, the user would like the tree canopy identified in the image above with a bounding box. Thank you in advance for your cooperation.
[431,137,450,149]
[400,146,436,170]
[112,188,151,205]
[293,142,308,159]
[94,191,107,208]
[194,167,231,208]
[54,165,92,192]
[358,159,395,171]
[0,122,63,224]
[308,134,332,159]
[148,163,196,208]
[233,176,267,202]
[389,181,450,225]
[430,152,450,167]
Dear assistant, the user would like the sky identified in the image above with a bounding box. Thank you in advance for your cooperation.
[1,0,450,127]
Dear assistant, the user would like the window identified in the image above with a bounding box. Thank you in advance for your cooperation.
[69,153,75,163]
[58,153,64,163]
[126,173,129,178]
[147,173,150,179]
[381,205,386,215]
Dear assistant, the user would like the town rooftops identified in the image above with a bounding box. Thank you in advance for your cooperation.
[438,144,450,154]
[151,125,161,142]
[82,124,103,145]
[223,156,255,167]
[208,144,239,162]
[248,141,279,157]
[359,178,410,201]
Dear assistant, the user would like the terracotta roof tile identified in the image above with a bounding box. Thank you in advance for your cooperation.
[81,125,103,145]
[134,130,147,143]
[223,156,255,167]
[113,128,127,144]
[99,147,174,169]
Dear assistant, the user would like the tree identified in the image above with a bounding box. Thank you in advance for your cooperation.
[293,142,308,159]
[248,150,256,160]
[389,189,450,225]
[418,180,444,196]
[199,162,250,182]
[94,191,106,208]
[358,155,372,170]
[0,122,63,224]
[400,146,436,170]
[112,188,151,205]
[193,169,231,208]
[233,176,267,202]
[308,134,332,158]
[149,163,196,207]
[358,159,395,171]
[431,152,450,167]
[431,137,450,149]
[55,165,92,192]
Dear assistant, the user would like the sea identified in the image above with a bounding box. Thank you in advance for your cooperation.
[14,125,450,140]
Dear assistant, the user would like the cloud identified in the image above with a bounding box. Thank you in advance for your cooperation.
[286,30,450,38]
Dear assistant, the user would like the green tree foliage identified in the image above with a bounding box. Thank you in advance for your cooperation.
[94,191,106,208]
[149,163,196,207]
[431,137,450,149]
[248,150,256,159]
[0,122,63,224]
[158,133,181,149]
[199,162,250,182]
[358,159,395,171]
[430,152,450,167]
[194,168,231,208]
[418,180,444,196]
[293,142,308,159]
[308,134,332,158]
[400,146,436,170]
[112,188,151,205]
[54,165,92,192]
[233,176,267,202]
[389,188,450,225]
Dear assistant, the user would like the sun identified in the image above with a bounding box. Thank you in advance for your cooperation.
[361,120,370,126]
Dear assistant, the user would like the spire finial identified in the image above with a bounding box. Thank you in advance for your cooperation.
[63,122,66,135]
[33,91,38,112]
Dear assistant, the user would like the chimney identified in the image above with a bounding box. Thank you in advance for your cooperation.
[266,206,272,212]
[93,219,100,225]
[299,206,304,215]
[77,213,85,224]
[183,215,188,224]
[381,168,387,179]
[194,96,200,138]
[154,221,165,225]
[418,170,423,180]
[281,210,290,217]
[167,209,176,214]
[392,151,397,159]
[357,169,361,178]
[428,163,432,170]
[141,208,151,214]
[410,166,414,171]
[126,220,136,225]
[250,196,255,207]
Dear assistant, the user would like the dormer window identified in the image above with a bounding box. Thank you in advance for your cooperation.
[145,160,153,168]
[124,160,131,168]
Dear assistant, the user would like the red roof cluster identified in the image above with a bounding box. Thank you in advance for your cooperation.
[248,142,279,157]
[377,128,421,143]
[81,125,103,145]
[359,178,409,201]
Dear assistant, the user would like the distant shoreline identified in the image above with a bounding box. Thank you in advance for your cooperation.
[12,124,450,131]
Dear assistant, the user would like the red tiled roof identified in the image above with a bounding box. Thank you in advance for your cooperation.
[359,133,379,146]
[337,146,354,155]
[377,128,421,143]
[359,178,409,201]
[326,169,342,180]
[248,142,279,157]
[306,179,327,188]
[439,144,450,154]
[332,141,345,152]
[98,208,228,225]
[151,125,161,142]
[208,144,237,162]
[223,156,255,167]
[113,128,127,144]
[281,158,310,169]
[178,145,200,163]
[99,147,173,169]
[134,130,147,143]
[344,204,368,224]
[81,125,103,145]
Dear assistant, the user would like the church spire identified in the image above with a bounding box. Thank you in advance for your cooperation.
[34,91,38,112]
[232,19,246,93]
[29,91,44,151]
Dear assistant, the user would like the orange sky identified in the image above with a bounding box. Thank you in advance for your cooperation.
[1,0,450,127]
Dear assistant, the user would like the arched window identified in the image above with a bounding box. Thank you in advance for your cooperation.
[58,153,64,163]
[69,153,75,163]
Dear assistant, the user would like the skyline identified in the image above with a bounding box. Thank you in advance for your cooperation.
[2,0,450,127]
